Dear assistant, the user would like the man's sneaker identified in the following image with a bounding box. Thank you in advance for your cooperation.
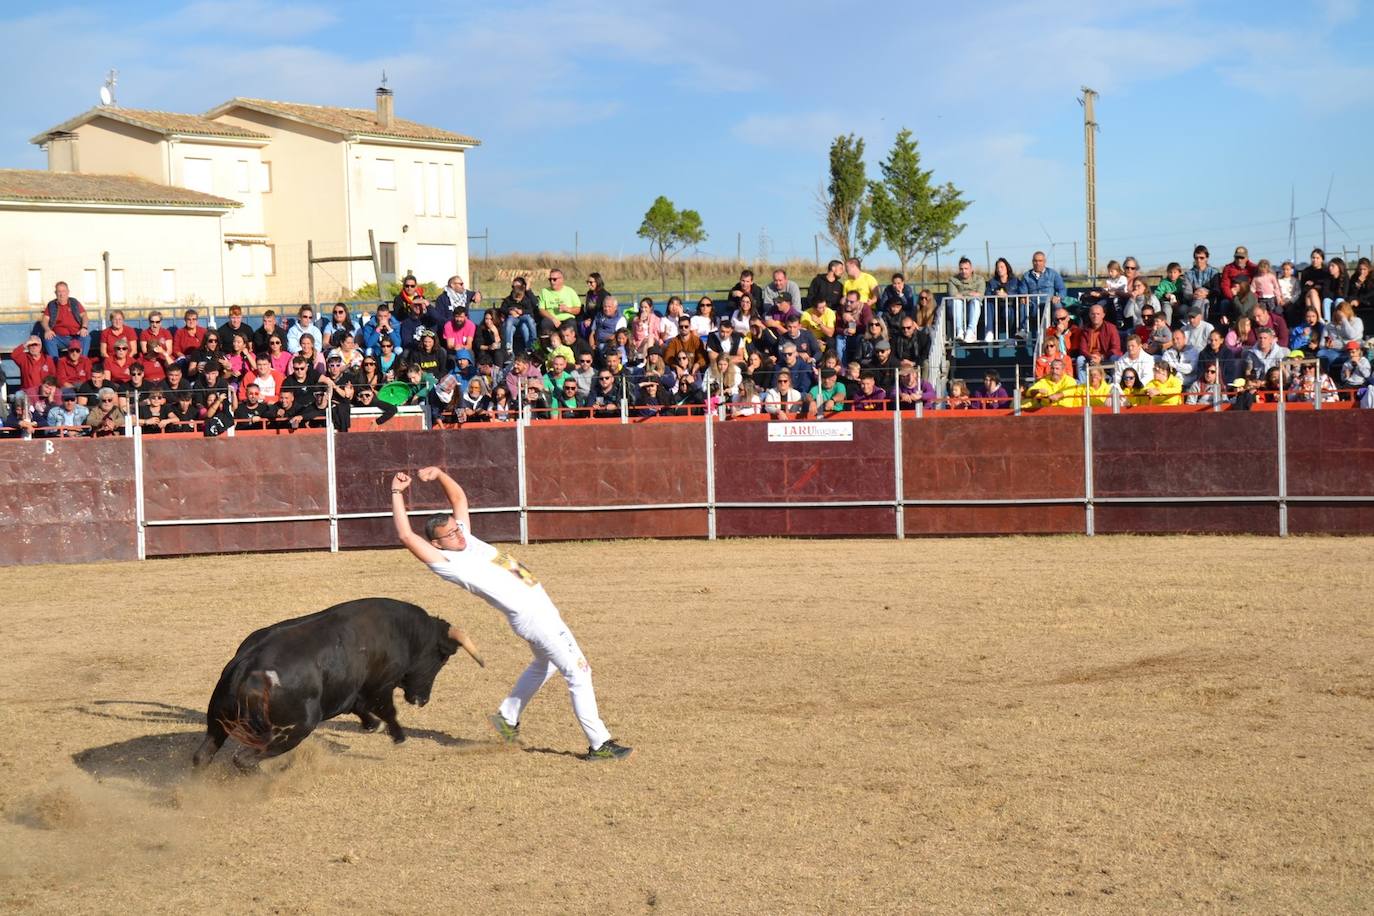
[488,713,520,743]
[585,739,634,761]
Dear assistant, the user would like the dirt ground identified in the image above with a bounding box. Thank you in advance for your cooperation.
[0,536,1370,914]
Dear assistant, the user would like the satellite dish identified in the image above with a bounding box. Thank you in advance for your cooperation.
[99,85,112,106]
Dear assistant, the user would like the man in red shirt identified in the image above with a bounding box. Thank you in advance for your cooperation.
[54,338,93,389]
[38,281,90,358]
[240,353,286,403]
[1071,303,1123,376]
[1220,245,1258,303]
[172,308,207,359]
[99,309,139,362]
[10,335,57,394]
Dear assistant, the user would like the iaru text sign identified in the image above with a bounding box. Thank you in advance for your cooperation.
[766,421,854,442]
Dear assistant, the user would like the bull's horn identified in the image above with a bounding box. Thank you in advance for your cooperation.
[449,625,485,668]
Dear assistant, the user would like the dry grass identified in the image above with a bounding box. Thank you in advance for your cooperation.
[0,536,1370,914]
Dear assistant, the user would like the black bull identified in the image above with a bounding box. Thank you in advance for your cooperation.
[193,598,484,768]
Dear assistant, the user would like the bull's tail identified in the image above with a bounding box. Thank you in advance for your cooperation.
[218,669,279,754]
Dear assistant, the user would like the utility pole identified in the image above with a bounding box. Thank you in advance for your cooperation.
[1081,86,1099,283]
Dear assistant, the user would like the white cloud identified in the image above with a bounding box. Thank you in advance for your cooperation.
[159,1,338,37]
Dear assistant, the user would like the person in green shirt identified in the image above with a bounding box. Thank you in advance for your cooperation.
[809,368,847,418]
[1154,261,1183,316]
[537,268,583,338]
[543,352,574,396]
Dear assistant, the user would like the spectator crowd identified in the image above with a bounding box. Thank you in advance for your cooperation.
[4,246,1372,437]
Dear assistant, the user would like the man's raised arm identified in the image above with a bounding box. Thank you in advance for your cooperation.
[417,466,471,530]
[391,472,443,563]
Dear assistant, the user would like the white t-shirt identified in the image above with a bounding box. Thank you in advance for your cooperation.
[428,532,555,628]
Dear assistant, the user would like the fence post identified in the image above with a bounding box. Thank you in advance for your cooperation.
[1083,396,1095,537]
[1276,395,1288,537]
[516,409,529,545]
[705,403,717,540]
[132,420,146,561]
[326,399,338,552]
[892,398,905,539]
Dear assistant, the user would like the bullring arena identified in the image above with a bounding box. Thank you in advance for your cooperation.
[1,537,1370,913]
[1,411,1372,913]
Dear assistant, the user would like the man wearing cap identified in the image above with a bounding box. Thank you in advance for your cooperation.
[809,367,847,418]
[55,338,93,390]
[85,386,127,437]
[763,290,802,334]
[11,336,57,395]
[896,359,936,410]
[863,337,894,375]
[47,387,89,436]
[1221,246,1258,304]
[1182,306,1215,352]
[1245,326,1289,377]
[1339,341,1370,388]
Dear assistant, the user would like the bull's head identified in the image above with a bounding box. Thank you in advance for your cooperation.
[401,618,485,707]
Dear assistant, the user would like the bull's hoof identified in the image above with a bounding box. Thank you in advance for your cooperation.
[357,714,382,732]
[389,731,407,745]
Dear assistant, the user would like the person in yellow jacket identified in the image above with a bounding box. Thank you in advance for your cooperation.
[1143,361,1183,405]
[1063,365,1112,407]
[1025,358,1077,407]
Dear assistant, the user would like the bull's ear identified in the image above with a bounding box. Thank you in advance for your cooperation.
[448,625,486,668]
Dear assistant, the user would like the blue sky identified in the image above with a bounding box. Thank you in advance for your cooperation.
[4,0,1374,273]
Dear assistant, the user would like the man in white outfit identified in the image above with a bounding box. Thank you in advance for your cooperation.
[390,466,632,761]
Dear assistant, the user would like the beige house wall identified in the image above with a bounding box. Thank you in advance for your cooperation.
[0,207,226,317]
[70,120,165,182]
[346,141,471,291]
[211,110,347,304]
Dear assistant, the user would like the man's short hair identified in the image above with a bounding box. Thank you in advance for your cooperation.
[229,305,242,316]
[847,258,862,267]
[740,269,754,280]
[958,257,971,267]
[1194,245,1209,257]
[828,259,843,271]
[423,514,452,541]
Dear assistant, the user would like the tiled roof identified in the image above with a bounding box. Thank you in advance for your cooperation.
[30,107,269,144]
[208,98,481,146]
[0,170,241,209]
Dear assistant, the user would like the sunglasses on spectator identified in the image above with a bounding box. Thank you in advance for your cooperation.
[404,283,417,289]
[149,318,161,324]
[270,339,282,345]
[334,309,346,315]
[381,340,394,346]
[599,374,613,381]
[116,344,129,350]
[100,397,115,404]
[364,360,377,366]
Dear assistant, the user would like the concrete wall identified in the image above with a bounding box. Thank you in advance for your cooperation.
[0,207,226,313]
[3,409,1371,567]
[71,119,165,182]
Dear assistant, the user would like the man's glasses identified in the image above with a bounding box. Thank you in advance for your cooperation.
[404,284,417,290]
[149,318,161,324]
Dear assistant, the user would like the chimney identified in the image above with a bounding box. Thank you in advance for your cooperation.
[46,132,80,173]
[376,86,394,128]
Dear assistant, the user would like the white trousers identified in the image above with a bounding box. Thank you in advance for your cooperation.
[498,610,611,749]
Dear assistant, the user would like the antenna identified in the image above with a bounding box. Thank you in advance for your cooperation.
[380,70,389,89]
[100,69,118,107]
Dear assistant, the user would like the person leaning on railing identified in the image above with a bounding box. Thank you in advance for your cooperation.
[86,386,127,437]
[1025,359,1075,407]
[896,359,935,411]
[47,387,88,436]
[808,367,846,419]
[1186,363,1228,407]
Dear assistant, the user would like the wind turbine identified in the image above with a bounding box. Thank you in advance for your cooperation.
[1287,185,1297,264]
[1317,174,1349,252]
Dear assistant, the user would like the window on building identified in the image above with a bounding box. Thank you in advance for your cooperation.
[425,162,440,216]
[258,245,276,277]
[26,269,42,305]
[110,270,126,304]
[258,161,272,193]
[379,242,397,277]
[412,162,424,215]
[441,163,456,217]
[239,245,255,277]
[182,158,213,193]
[82,268,100,305]
[161,269,177,304]
[235,160,251,193]
[376,158,396,190]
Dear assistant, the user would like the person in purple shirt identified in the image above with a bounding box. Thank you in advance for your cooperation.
[895,359,937,410]
[763,291,802,333]
[850,373,889,411]
[974,369,1011,409]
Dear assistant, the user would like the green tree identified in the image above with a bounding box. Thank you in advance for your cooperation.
[816,134,874,264]
[637,196,707,288]
[864,128,970,275]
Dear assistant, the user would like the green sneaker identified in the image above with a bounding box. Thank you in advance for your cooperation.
[488,713,520,743]
[585,739,633,761]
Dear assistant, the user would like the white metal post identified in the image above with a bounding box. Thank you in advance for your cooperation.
[1276,395,1288,537]
[325,399,338,552]
[1083,396,1095,536]
[132,420,146,560]
[892,396,905,539]
[704,402,717,540]
[515,409,529,545]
